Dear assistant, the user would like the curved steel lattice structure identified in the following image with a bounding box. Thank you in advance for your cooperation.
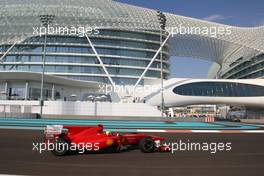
[0,0,263,83]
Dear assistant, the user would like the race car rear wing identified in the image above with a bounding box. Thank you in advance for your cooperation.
[44,125,64,141]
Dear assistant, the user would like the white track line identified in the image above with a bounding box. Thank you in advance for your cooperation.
[242,130,264,133]
[191,130,221,133]
[137,129,166,133]
[137,129,264,133]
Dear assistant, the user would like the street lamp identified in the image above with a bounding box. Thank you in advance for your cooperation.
[39,14,55,116]
[157,11,167,118]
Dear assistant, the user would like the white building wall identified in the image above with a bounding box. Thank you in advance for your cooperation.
[0,100,162,117]
[39,101,161,117]
[146,78,264,108]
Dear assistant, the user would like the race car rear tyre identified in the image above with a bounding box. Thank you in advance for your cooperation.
[52,137,69,156]
[139,137,156,153]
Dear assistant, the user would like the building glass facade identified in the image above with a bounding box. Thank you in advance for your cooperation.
[173,82,264,97]
[221,54,264,79]
[0,29,170,85]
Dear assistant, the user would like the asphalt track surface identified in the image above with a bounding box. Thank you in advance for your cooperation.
[1,129,264,176]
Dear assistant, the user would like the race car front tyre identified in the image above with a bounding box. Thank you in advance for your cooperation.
[52,137,69,156]
[139,137,156,153]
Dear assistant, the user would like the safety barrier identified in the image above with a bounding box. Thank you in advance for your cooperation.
[205,117,215,123]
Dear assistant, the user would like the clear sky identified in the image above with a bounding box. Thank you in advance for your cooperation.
[116,0,264,78]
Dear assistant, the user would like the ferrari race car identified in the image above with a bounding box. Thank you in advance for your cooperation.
[44,124,169,156]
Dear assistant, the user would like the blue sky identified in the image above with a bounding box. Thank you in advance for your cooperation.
[117,0,264,78]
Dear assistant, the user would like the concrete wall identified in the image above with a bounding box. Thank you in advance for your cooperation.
[38,101,162,117]
[0,100,162,117]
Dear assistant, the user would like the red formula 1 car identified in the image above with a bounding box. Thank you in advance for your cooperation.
[44,124,169,156]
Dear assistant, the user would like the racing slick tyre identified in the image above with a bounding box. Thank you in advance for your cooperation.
[51,137,69,156]
[139,137,156,153]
